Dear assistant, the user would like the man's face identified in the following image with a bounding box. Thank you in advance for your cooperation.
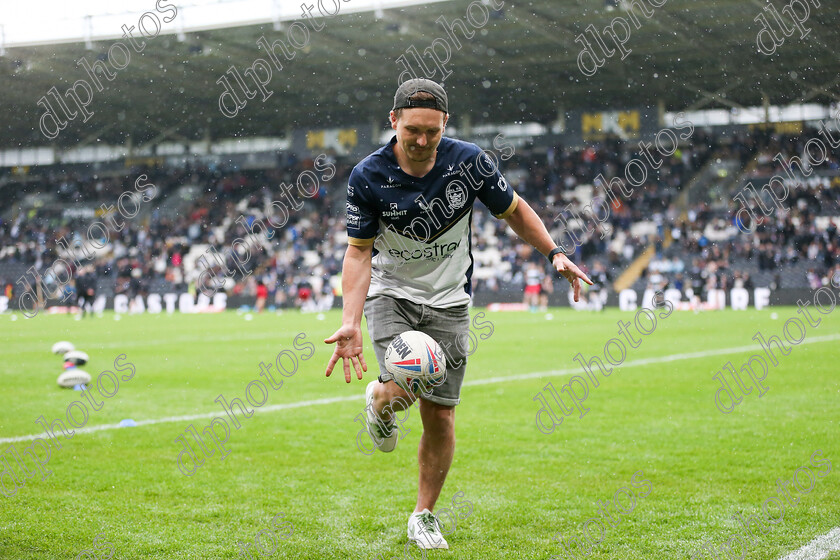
[390,108,448,163]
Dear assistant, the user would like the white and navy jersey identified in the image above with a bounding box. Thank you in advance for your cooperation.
[347,136,519,308]
[525,267,542,287]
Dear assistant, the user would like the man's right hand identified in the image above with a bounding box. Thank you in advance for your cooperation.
[324,324,368,383]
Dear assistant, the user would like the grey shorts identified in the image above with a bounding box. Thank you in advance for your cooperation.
[363,295,470,407]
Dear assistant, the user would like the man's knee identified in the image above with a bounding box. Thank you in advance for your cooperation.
[372,380,412,411]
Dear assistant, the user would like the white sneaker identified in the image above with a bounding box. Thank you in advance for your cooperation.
[407,509,449,549]
[365,381,398,453]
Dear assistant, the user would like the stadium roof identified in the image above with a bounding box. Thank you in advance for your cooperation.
[2,0,840,149]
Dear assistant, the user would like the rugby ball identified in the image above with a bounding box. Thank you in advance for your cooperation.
[51,341,75,355]
[384,331,446,395]
[57,369,92,388]
[63,350,90,366]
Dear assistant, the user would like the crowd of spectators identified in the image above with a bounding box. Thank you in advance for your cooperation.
[644,125,840,297]
[1,125,838,310]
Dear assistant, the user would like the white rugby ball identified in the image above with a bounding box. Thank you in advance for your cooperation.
[52,341,75,355]
[57,369,92,388]
[384,331,446,395]
[63,350,90,366]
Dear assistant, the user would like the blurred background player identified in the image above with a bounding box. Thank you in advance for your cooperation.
[587,262,610,311]
[255,280,268,313]
[75,267,97,318]
[523,262,543,312]
[539,269,554,311]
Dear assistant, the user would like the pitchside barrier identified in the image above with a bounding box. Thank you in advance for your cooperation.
[0,288,829,315]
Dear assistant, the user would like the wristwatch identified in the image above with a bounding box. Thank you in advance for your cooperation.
[547,247,564,264]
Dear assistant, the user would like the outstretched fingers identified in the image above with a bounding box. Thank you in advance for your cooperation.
[325,351,340,377]
[563,262,593,286]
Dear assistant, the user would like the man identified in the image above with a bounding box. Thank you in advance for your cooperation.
[324,79,592,551]
[76,267,97,318]
[523,261,544,312]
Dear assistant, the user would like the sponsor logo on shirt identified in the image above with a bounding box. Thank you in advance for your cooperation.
[380,176,402,188]
[382,202,408,217]
[387,240,462,262]
[442,163,461,179]
[346,202,360,229]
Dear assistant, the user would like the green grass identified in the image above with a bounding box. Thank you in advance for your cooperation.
[0,306,838,559]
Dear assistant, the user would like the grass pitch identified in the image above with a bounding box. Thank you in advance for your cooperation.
[0,305,838,559]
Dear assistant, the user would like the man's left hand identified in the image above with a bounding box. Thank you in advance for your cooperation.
[551,253,594,302]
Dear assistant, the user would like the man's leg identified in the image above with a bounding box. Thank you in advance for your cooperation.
[371,379,415,422]
[416,399,455,512]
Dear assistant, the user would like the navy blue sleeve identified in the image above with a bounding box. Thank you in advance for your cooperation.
[346,166,379,246]
[471,147,518,219]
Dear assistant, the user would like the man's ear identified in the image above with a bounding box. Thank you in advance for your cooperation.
[443,113,449,129]
[389,110,398,130]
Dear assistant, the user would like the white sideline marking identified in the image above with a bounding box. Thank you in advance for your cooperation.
[1,333,838,445]
[0,396,359,444]
[778,526,840,560]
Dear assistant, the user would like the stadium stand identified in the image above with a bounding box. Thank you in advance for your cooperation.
[2,126,838,312]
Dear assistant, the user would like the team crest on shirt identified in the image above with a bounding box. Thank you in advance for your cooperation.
[446,182,467,209]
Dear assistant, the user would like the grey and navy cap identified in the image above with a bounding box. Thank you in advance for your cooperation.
[393,78,448,113]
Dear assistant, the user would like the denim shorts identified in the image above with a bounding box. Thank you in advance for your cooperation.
[363,295,470,407]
